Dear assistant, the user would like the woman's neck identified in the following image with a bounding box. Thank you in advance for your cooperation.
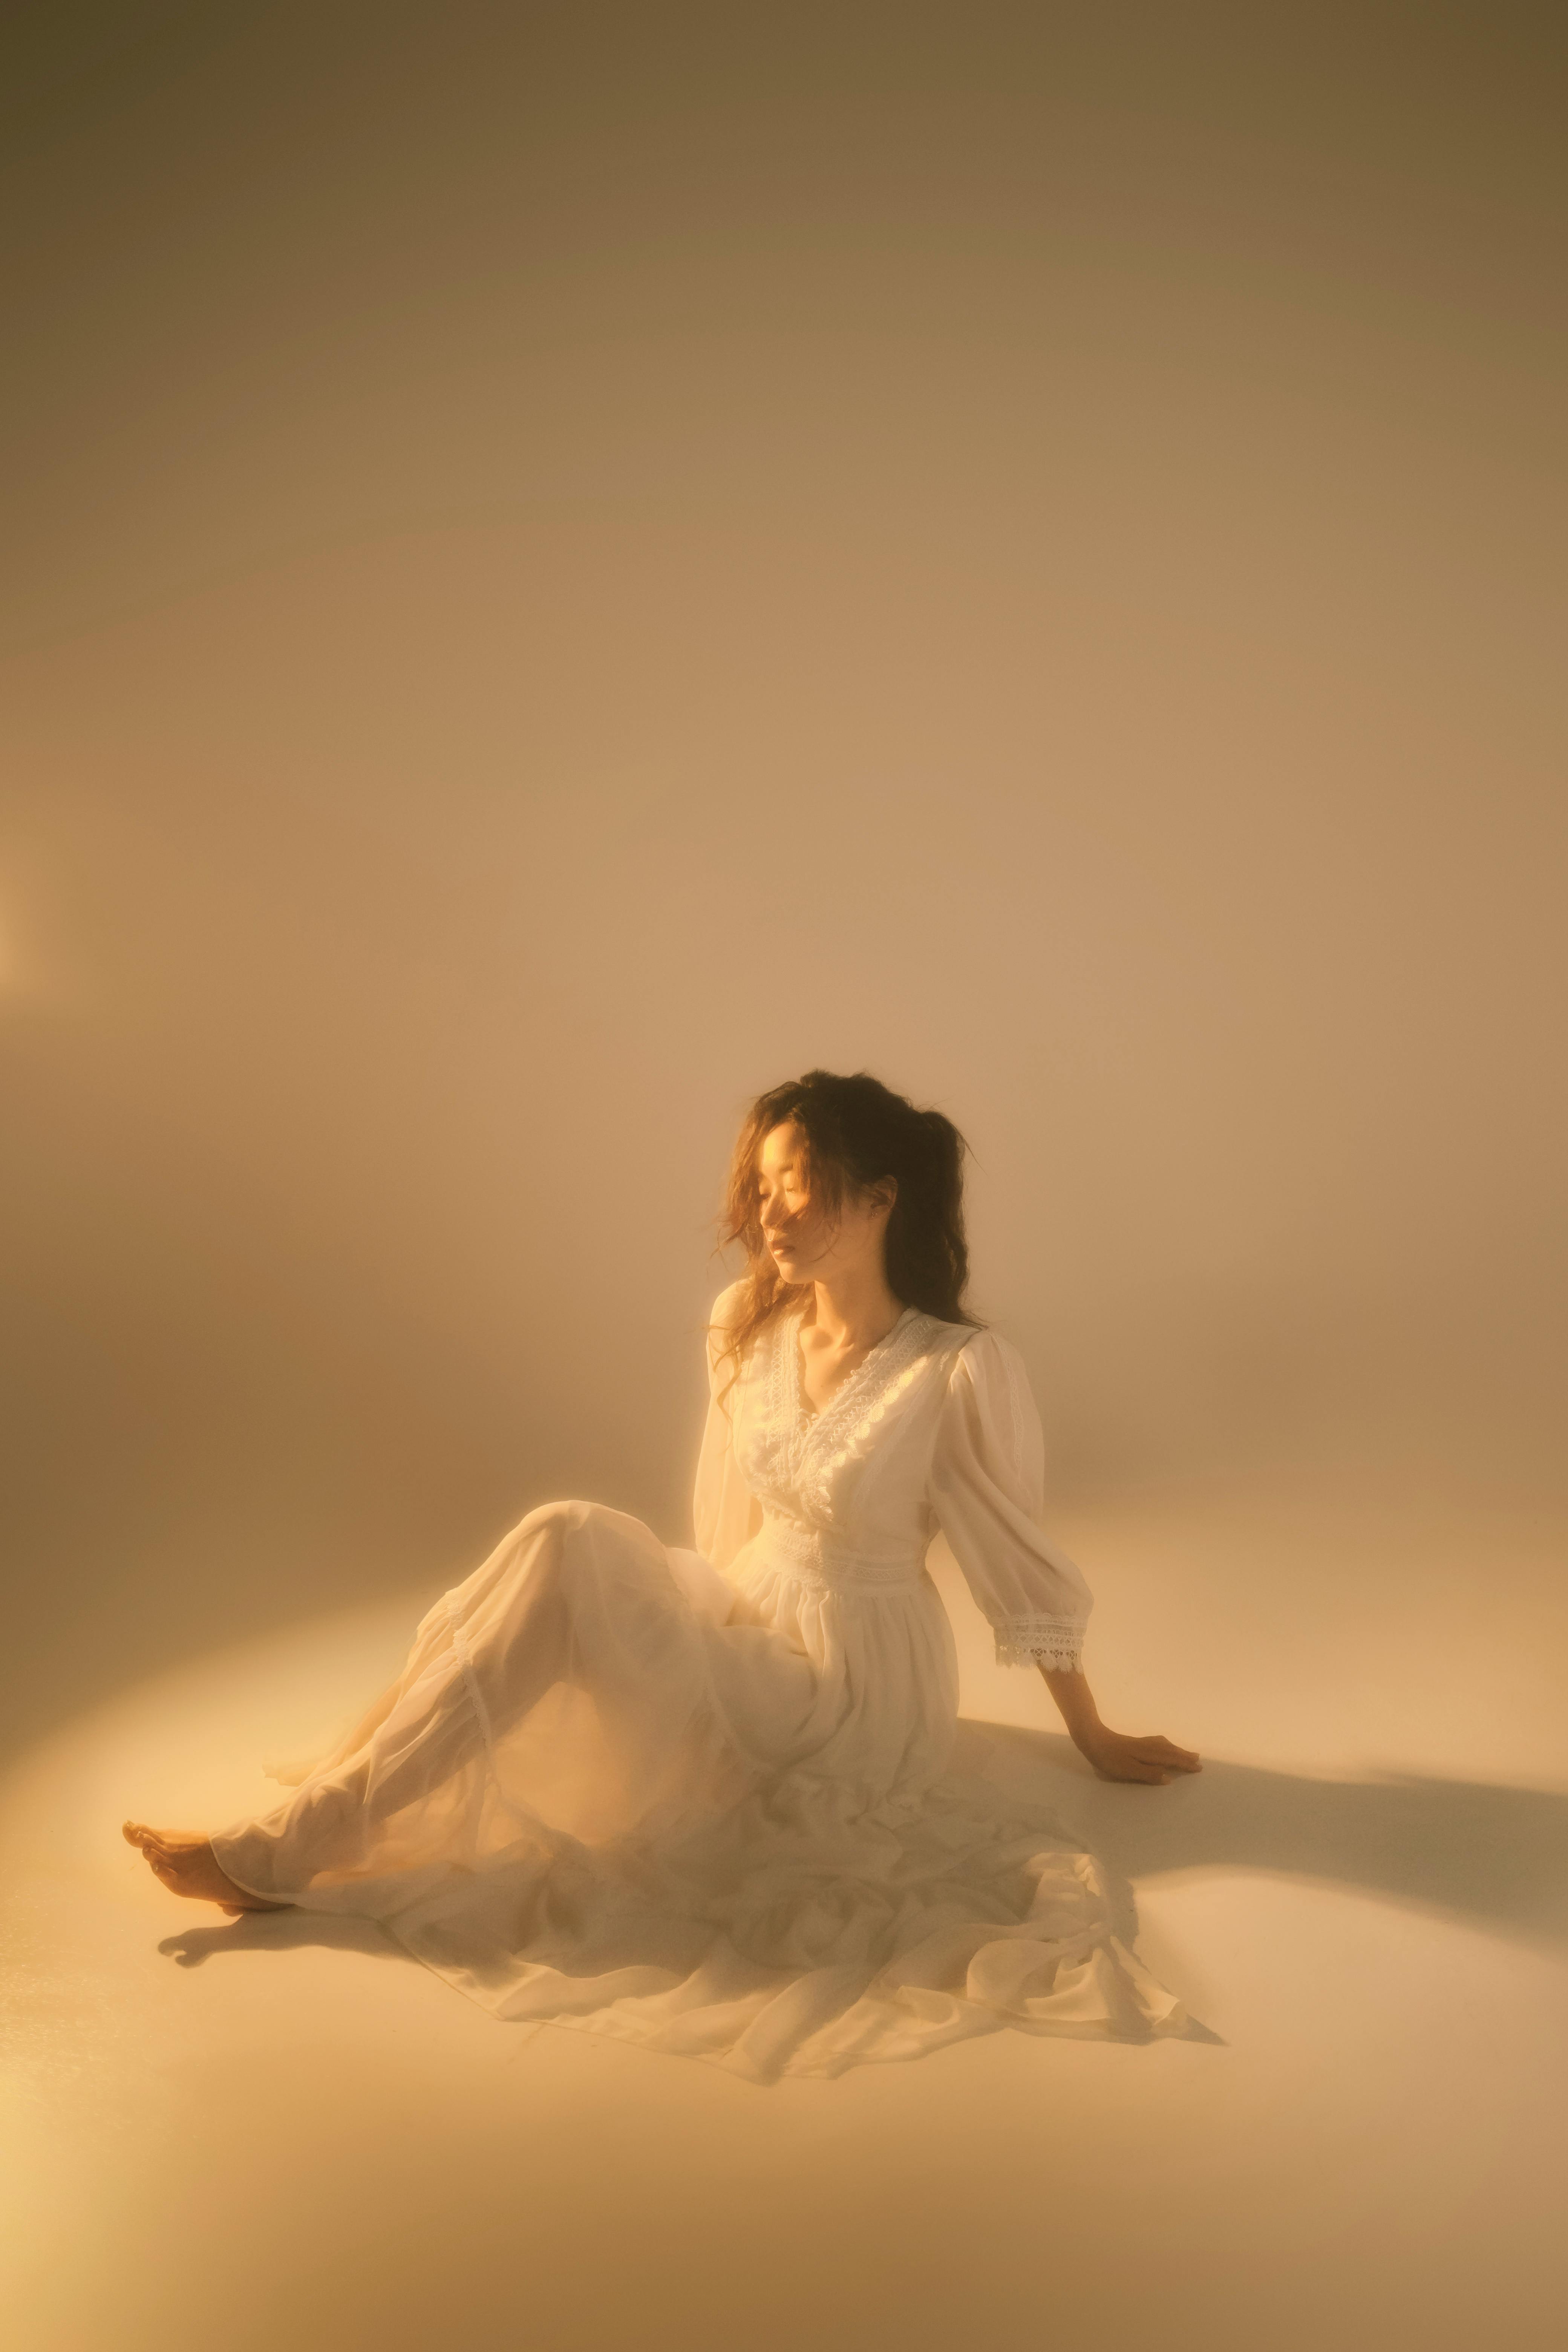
[804,1270,904,1353]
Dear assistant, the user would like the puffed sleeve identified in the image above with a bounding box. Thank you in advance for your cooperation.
[927,1328,1092,1672]
[692,1280,764,1575]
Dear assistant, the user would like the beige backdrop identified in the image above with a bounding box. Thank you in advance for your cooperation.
[4,11,1568,2352]
[4,0,1562,1753]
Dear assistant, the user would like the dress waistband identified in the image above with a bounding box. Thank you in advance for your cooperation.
[753,1513,924,1596]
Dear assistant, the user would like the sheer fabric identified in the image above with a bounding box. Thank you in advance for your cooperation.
[211,1284,1187,2079]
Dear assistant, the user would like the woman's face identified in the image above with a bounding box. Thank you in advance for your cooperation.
[755,1120,894,1288]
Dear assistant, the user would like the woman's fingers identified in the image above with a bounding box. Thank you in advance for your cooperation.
[1087,1730,1204,1783]
[1113,1740,1202,1782]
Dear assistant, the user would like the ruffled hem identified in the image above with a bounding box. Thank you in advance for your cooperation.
[309,1768,1188,2085]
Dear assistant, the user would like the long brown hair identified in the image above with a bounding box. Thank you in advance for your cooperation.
[710,1068,982,1406]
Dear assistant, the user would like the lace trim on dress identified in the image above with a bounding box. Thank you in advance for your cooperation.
[992,1615,1086,1672]
[741,1311,806,1513]
[787,1307,942,1517]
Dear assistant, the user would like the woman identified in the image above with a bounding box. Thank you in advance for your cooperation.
[126,1068,1201,2081]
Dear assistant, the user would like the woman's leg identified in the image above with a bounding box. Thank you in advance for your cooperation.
[125,1500,655,1910]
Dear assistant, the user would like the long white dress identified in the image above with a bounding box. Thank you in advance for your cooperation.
[211,1284,1188,2080]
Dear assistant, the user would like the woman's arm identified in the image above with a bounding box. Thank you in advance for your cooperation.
[926,1335,1202,1782]
[1040,1666,1202,1785]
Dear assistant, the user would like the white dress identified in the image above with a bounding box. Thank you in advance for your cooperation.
[211,1284,1187,2080]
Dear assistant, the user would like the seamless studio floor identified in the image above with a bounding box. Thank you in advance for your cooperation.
[3,1480,1565,2352]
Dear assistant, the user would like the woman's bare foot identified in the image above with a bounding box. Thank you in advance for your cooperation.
[122,1822,291,1913]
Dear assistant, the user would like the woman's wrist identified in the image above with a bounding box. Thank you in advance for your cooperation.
[1038,1664,1103,1746]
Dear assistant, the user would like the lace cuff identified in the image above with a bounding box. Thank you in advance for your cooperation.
[992,1615,1086,1673]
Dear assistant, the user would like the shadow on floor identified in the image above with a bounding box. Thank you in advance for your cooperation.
[161,1907,403,1968]
[961,1722,1568,1960]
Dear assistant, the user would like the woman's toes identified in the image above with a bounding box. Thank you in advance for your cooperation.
[123,1818,285,1910]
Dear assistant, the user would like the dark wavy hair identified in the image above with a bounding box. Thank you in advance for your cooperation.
[710,1068,982,1403]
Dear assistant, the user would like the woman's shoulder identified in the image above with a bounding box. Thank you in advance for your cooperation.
[925,1317,1028,1386]
[910,1302,995,1346]
[708,1276,750,1329]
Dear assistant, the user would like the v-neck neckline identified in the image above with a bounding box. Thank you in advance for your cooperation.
[788,1302,916,1426]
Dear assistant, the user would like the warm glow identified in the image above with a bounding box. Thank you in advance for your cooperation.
[3,3,1563,2345]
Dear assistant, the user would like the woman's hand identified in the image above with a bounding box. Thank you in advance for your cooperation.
[1073,1723,1202,1785]
[1037,1667,1201,1784]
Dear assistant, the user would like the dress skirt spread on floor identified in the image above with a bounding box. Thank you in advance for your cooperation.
[211,1285,1187,2081]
